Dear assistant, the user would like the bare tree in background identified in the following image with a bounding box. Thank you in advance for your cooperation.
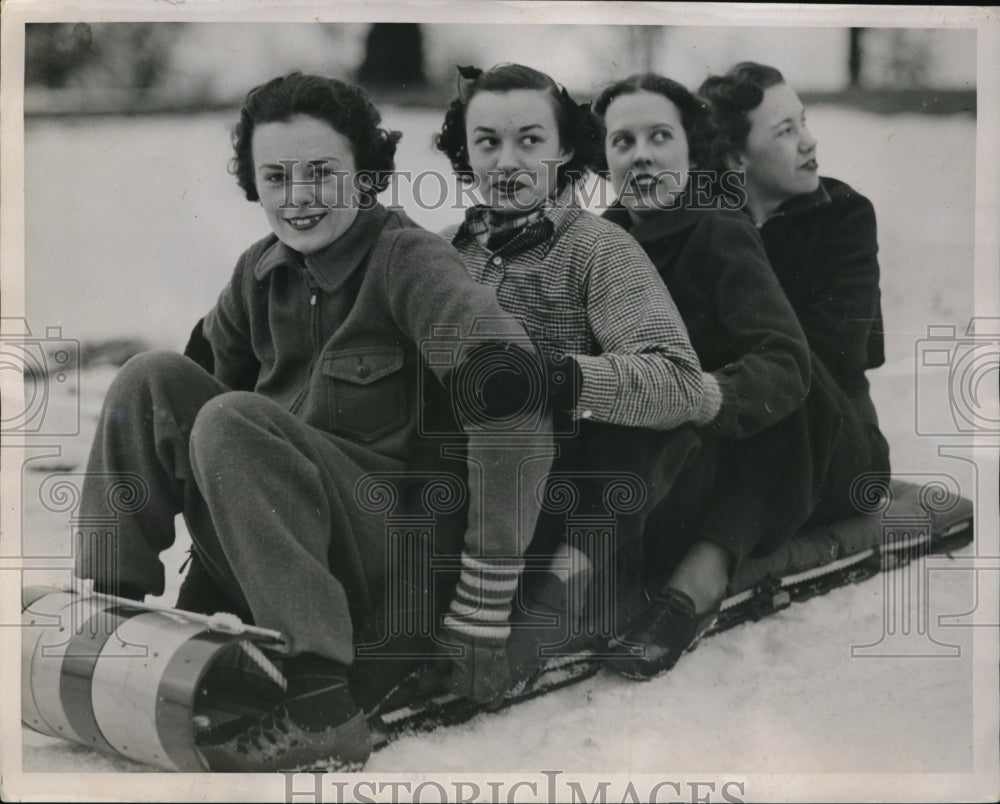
[25,23,188,90]
[629,26,659,73]
[849,28,865,87]
[358,23,427,89]
[885,29,932,86]
[25,23,98,88]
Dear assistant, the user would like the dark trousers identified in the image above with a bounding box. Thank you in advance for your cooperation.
[643,356,892,590]
[809,390,891,524]
[75,351,404,665]
[525,420,701,633]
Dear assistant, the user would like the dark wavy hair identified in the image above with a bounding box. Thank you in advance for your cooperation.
[434,63,603,190]
[593,73,715,171]
[697,62,786,173]
[230,71,402,202]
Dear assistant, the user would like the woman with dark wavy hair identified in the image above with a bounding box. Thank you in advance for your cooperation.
[435,64,706,682]
[699,62,890,521]
[594,73,837,680]
[74,71,557,772]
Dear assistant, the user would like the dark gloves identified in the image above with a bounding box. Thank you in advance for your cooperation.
[543,348,583,418]
[453,342,583,429]
[443,629,512,709]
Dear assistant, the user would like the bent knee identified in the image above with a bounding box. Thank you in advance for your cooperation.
[190,391,269,453]
[108,350,202,399]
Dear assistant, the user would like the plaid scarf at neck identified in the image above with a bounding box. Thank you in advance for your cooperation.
[467,205,549,251]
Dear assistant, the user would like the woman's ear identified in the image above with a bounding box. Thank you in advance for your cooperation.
[723,151,743,172]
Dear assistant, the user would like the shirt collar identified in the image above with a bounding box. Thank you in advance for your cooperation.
[602,200,702,243]
[253,203,390,292]
[756,179,832,226]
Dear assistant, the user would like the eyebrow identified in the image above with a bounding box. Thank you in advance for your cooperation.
[608,122,675,135]
[256,158,341,172]
[471,124,546,133]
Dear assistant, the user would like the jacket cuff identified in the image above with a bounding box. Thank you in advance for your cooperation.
[443,553,524,643]
[695,372,741,437]
[569,354,618,422]
[691,372,723,426]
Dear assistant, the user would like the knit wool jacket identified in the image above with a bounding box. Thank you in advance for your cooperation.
[445,188,704,431]
[204,204,524,455]
[201,203,551,642]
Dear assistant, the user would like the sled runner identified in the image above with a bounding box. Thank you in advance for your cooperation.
[20,478,974,770]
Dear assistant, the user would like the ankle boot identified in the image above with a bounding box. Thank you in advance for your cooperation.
[197,652,371,772]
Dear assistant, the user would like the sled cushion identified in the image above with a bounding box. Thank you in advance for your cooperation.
[729,479,974,595]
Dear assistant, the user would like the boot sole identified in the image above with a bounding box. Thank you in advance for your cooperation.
[284,710,372,772]
[197,710,372,772]
[609,615,719,681]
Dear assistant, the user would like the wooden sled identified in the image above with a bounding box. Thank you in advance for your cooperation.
[20,478,974,769]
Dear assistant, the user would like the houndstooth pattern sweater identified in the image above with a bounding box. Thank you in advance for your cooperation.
[443,185,704,431]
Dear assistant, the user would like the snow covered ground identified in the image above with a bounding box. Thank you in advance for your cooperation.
[8,104,998,797]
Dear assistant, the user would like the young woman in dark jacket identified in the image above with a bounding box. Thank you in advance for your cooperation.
[74,72,554,771]
[699,62,890,523]
[594,73,842,679]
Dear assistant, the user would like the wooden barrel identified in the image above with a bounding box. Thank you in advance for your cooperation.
[21,586,286,772]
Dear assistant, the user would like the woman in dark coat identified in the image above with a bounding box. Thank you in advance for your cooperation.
[594,73,842,679]
[698,62,890,523]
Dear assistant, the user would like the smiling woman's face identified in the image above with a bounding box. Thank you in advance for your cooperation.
[738,83,820,212]
[252,114,361,254]
[464,89,571,215]
[603,90,691,218]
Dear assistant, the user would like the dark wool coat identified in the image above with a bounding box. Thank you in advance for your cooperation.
[757,178,886,419]
[755,177,891,520]
[604,204,841,566]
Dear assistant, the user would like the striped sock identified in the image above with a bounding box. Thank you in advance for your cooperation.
[443,553,525,643]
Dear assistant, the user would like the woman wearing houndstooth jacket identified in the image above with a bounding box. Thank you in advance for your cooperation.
[434,64,706,677]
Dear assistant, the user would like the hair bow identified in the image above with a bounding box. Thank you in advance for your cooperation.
[558,85,591,115]
[457,65,484,81]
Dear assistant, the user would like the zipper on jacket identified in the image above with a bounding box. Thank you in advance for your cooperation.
[289,272,322,415]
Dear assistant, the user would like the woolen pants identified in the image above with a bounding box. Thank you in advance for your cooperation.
[75,350,404,665]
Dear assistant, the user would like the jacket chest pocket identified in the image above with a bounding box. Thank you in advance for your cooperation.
[321,346,408,442]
